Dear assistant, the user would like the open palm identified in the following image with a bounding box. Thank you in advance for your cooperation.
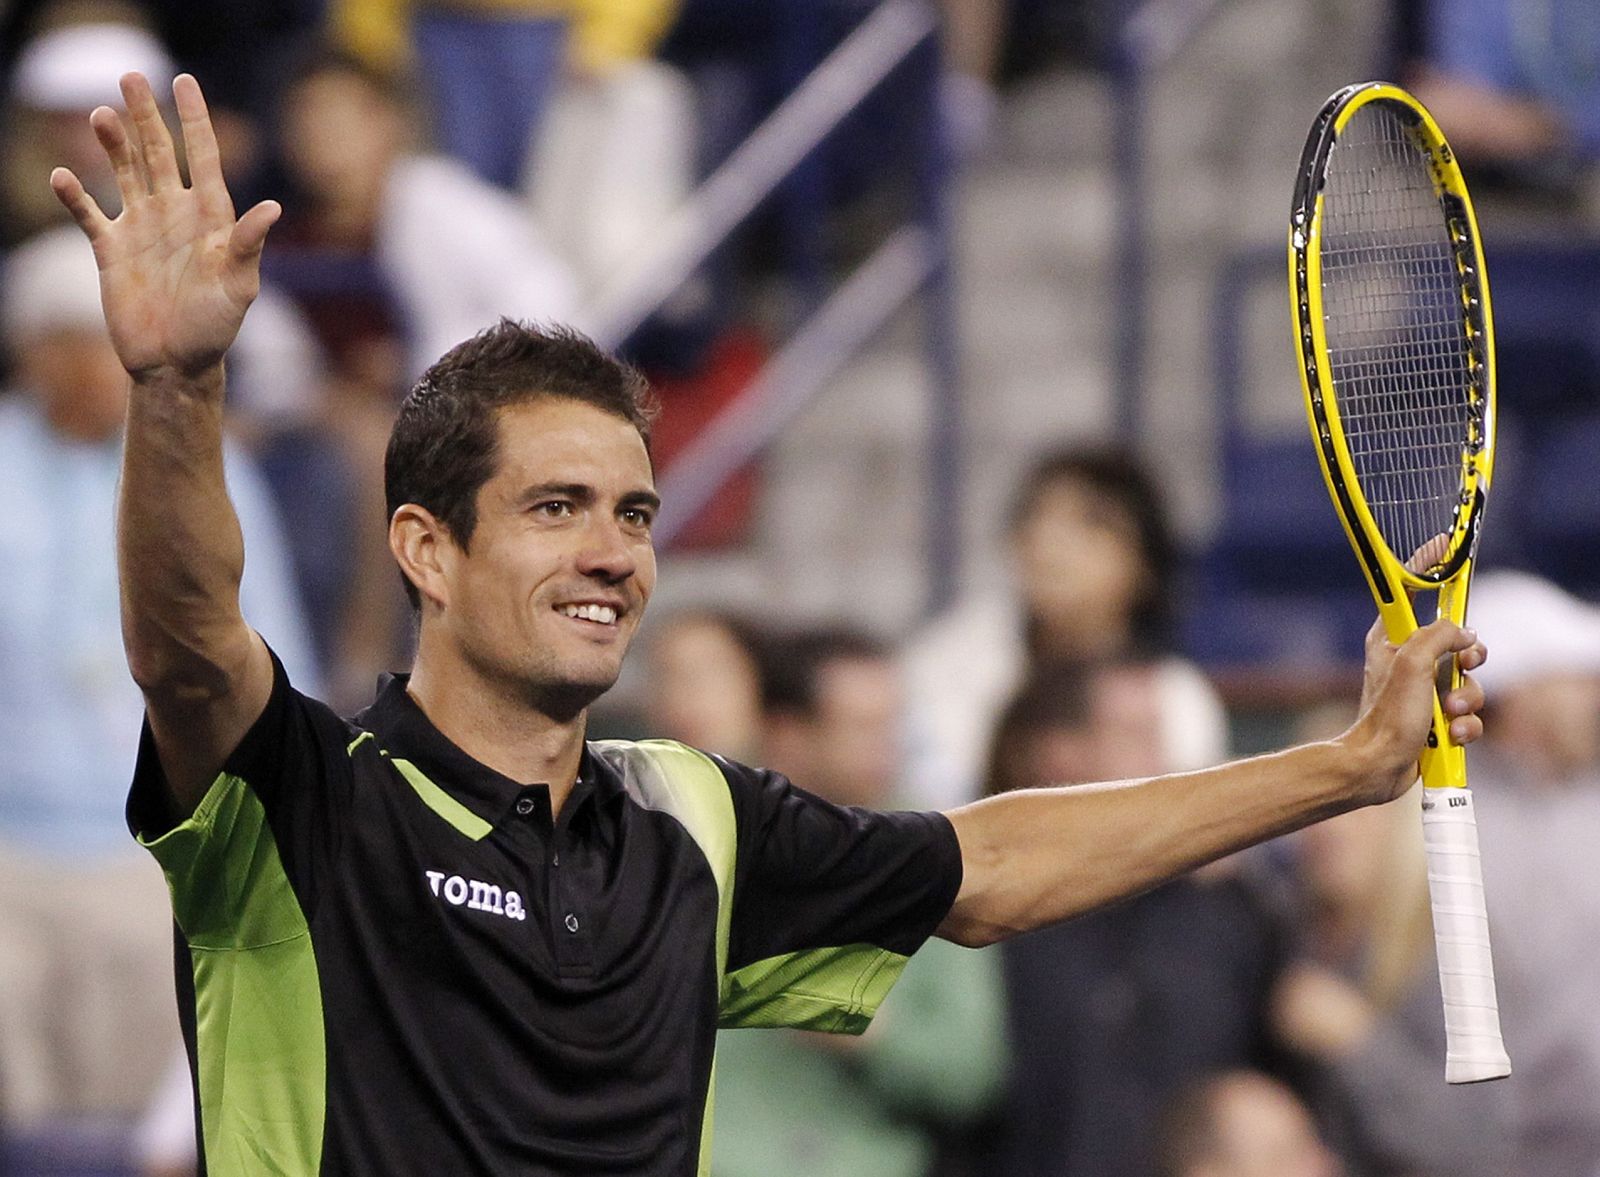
[50,72,279,379]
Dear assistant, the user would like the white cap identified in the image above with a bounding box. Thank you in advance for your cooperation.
[1469,570,1600,693]
[12,23,176,112]
[0,226,106,345]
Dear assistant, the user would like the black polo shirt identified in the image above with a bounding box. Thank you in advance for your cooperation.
[127,652,962,1175]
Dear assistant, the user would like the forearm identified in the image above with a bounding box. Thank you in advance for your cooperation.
[119,365,250,688]
[939,739,1362,946]
[120,365,271,805]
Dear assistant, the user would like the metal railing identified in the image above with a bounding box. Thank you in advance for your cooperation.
[1107,0,1226,440]
[584,0,963,612]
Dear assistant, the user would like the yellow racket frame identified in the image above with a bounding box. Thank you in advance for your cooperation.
[1289,82,1496,790]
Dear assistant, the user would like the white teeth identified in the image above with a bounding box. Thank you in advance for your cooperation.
[561,604,617,624]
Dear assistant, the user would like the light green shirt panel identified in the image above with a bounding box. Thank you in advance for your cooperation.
[138,772,327,1176]
[720,944,911,1033]
[589,738,736,1177]
[590,739,737,977]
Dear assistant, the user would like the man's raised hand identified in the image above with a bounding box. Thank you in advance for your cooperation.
[49,72,279,381]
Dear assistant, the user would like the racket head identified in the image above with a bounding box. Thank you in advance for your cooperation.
[1290,82,1495,605]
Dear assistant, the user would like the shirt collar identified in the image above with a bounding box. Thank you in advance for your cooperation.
[355,673,623,829]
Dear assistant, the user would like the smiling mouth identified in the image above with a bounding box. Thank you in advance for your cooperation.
[557,603,619,626]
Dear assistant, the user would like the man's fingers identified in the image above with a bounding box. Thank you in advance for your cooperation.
[120,72,182,193]
[91,105,146,208]
[1444,671,1485,719]
[1404,533,1451,576]
[229,199,281,264]
[1394,617,1478,675]
[50,167,111,238]
[173,73,232,216]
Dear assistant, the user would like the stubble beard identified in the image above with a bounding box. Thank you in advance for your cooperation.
[465,629,627,725]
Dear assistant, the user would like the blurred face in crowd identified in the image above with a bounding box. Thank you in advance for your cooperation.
[1091,663,1168,780]
[280,67,404,230]
[647,616,763,761]
[37,106,123,211]
[421,398,657,716]
[17,327,129,443]
[766,655,901,809]
[1189,1073,1342,1177]
[1491,673,1600,781]
[1013,475,1149,658]
[1294,799,1395,918]
[1002,664,1166,794]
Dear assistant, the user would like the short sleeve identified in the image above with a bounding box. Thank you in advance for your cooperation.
[126,646,355,940]
[717,758,963,1032]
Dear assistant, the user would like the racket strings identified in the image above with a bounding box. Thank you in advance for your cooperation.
[1318,101,1478,567]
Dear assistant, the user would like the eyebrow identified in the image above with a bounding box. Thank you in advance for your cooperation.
[517,482,661,513]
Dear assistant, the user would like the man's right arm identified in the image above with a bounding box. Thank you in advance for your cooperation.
[52,72,282,812]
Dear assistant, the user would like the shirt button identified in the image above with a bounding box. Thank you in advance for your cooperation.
[515,797,536,816]
[564,913,580,934]
[551,852,560,867]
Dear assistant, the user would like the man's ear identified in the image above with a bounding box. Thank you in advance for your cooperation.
[390,504,455,611]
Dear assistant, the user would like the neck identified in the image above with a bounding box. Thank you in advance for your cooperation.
[406,645,588,815]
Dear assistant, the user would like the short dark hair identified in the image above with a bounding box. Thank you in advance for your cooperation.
[384,320,657,607]
[283,42,409,108]
[1010,444,1178,651]
[980,660,1096,797]
[757,626,889,719]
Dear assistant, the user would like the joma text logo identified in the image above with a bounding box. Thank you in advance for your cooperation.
[424,870,527,921]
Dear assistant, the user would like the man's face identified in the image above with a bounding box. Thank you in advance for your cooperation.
[280,70,402,216]
[647,618,763,759]
[438,398,658,715]
[809,656,902,808]
[1013,478,1147,655]
[20,328,130,443]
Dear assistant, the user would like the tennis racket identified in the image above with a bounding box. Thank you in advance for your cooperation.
[1289,82,1510,1084]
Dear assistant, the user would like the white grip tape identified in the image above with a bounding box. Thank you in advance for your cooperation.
[1421,787,1512,1083]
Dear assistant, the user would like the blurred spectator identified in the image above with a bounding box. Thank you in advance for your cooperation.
[273,45,581,379]
[267,45,583,704]
[1270,778,1521,1176]
[331,0,681,190]
[1,6,175,247]
[1462,571,1600,1176]
[645,610,767,763]
[759,627,901,809]
[0,228,317,1149]
[1407,0,1600,215]
[1155,1070,1344,1177]
[984,659,1293,1177]
[710,625,1007,1177]
[901,444,1228,809]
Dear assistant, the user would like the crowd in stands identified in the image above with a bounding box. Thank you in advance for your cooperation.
[3,0,1600,1174]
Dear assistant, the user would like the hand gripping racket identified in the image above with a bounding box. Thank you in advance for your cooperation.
[1289,82,1510,1083]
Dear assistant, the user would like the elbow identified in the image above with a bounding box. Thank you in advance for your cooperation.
[937,914,1012,949]
[123,620,252,703]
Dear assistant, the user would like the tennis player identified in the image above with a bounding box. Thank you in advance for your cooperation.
[51,72,1489,1175]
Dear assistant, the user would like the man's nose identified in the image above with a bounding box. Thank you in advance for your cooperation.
[575,514,638,581]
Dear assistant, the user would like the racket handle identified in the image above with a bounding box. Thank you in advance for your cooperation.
[1421,787,1511,1083]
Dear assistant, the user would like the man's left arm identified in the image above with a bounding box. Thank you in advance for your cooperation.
[938,619,1487,947]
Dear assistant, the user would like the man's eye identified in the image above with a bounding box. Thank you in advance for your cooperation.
[535,500,574,518]
[621,507,654,528]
